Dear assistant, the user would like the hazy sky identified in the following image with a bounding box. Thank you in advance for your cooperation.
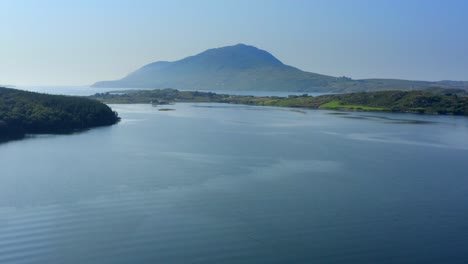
[1,0,467,86]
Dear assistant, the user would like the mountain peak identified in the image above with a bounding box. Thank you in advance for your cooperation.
[220,43,263,51]
[184,43,284,69]
[92,44,322,90]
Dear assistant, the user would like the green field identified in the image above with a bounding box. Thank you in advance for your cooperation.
[319,101,388,111]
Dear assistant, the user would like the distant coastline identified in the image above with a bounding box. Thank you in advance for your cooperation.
[91,88,468,116]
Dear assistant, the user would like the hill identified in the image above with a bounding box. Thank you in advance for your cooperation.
[0,87,120,142]
[92,44,468,93]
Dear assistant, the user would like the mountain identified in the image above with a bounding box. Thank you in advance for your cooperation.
[92,44,468,93]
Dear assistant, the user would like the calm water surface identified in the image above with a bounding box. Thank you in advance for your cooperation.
[1,90,468,263]
[15,85,327,97]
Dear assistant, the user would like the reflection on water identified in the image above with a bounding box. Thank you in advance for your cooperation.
[328,111,437,124]
[0,102,468,264]
[345,132,468,150]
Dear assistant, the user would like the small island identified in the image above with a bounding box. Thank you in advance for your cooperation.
[91,88,468,116]
[0,87,120,142]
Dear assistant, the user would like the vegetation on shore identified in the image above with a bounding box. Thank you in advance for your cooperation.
[91,88,468,116]
[0,87,120,142]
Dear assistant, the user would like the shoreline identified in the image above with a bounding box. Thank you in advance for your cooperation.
[91,89,468,117]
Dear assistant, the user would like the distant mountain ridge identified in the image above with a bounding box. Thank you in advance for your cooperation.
[92,44,468,92]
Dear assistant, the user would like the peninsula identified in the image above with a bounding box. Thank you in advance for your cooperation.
[0,87,120,142]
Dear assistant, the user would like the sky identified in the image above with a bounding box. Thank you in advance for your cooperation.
[0,0,467,86]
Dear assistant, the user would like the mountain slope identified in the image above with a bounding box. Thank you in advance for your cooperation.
[92,44,468,92]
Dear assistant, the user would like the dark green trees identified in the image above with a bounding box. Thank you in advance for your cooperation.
[0,87,120,141]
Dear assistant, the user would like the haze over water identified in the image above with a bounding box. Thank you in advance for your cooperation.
[1,87,467,263]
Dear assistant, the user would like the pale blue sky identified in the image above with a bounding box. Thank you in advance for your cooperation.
[1,0,467,85]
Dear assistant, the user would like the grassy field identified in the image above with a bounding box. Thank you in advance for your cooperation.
[319,101,389,111]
